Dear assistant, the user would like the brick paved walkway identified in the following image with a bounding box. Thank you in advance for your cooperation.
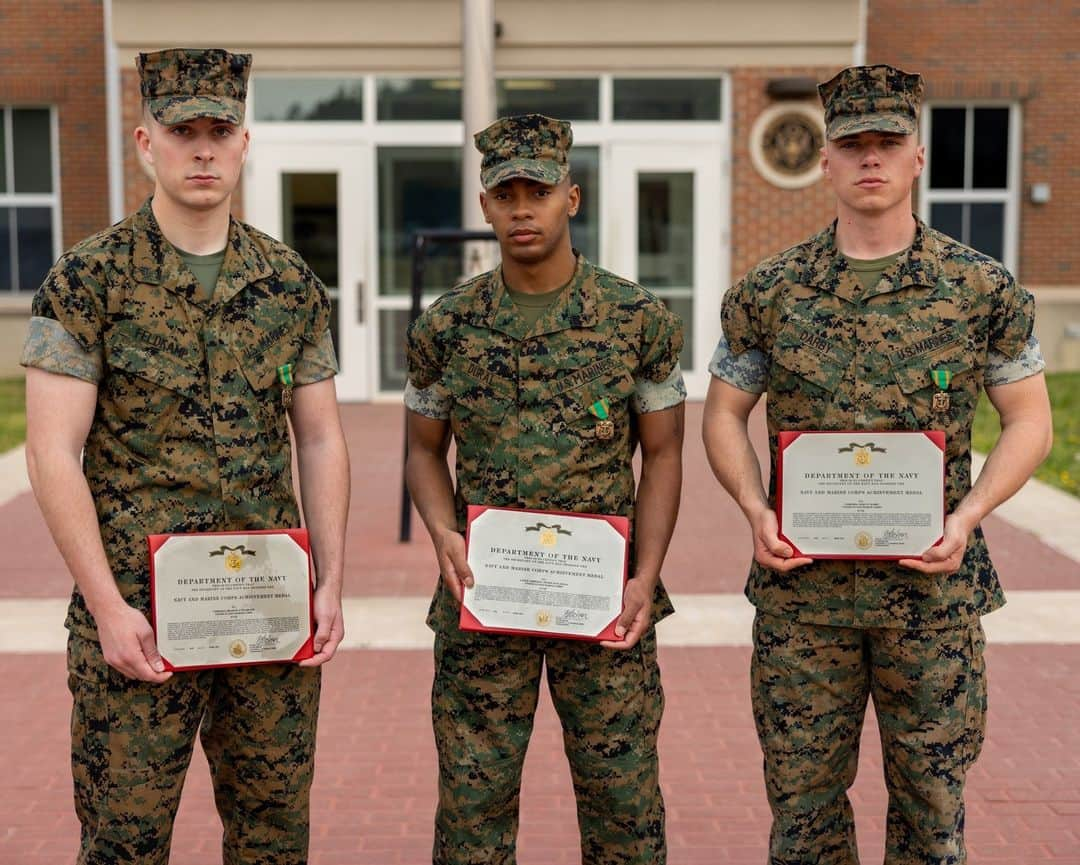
[4,645,1079,864]
[1,403,1078,864]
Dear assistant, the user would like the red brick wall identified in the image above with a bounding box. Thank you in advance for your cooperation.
[730,67,838,284]
[119,68,155,215]
[867,0,1076,285]
[0,0,108,247]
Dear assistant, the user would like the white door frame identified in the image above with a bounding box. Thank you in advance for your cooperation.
[607,139,727,398]
[245,141,372,402]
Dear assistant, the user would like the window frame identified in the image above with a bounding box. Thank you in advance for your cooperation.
[919,101,1021,273]
[0,105,63,294]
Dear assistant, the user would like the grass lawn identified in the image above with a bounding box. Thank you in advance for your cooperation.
[973,371,1079,497]
[0,378,26,454]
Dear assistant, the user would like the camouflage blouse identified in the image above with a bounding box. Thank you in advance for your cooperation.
[22,200,337,638]
[721,218,1036,630]
[406,255,685,627]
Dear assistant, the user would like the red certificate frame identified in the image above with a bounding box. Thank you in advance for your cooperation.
[776,430,946,560]
[461,505,629,642]
[149,528,315,671]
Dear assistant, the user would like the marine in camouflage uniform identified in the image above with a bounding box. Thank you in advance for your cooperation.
[704,66,1050,864]
[405,114,686,864]
[22,48,346,864]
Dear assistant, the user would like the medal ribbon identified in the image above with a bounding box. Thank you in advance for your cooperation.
[930,368,952,390]
[277,363,294,387]
[588,398,610,420]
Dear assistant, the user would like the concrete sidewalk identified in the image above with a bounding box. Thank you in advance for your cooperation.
[1,403,1078,864]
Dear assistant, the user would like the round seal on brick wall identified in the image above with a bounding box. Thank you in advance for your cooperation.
[750,102,825,189]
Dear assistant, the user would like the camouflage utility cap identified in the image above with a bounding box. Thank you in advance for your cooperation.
[818,64,923,140]
[474,114,572,189]
[138,48,251,125]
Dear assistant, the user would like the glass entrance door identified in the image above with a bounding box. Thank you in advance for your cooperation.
[608,143,726,398]
[246,143,370,401]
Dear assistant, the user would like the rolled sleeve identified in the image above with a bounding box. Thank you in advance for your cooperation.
[632,363,687,414]
[404,380,451,419]
[20,315,103,384]
[708,332,767,394]
[984,335,1046,387]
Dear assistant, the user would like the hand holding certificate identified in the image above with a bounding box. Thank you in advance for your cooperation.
[462,506,629,641]
[776,431,945,559]
[150,529,314,671]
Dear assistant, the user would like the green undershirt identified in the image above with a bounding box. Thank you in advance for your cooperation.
[177,247,226,304]
[843,250,904,293]
[506,282,568,330]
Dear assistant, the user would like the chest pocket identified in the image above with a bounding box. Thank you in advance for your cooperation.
[888,338,975,431]
[768,317,852,426]
[103,331,204,461]
[445,359,516,449]
[236,341,301,391]
[227,335,303,443]
[106,339,203,397]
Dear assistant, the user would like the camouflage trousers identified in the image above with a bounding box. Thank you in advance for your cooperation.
[67,632,321,865]
[430,600,666,865]
[751,611,987,865]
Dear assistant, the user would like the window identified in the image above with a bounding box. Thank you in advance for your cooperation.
[923,105,1017,269]
[637,172,695,367]
[252,78,364,122]
[280,172,341,359]
[377,78,461,121]
[1,107,59,292]
[613,78,722,121]
[497,78,600,120]
[569,146,600,262]
[377,147,463,390]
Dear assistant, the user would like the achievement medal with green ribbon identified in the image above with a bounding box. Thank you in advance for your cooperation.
[930,367,952,412]
[588,398,614,440]
[278,362,294,409]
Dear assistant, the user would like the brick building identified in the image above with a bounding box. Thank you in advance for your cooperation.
[0,0,110,362]
[1,0,1077,393]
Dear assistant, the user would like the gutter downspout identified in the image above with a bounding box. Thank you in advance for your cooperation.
[461,0,497,277]
[103,0,124,223]
[854,0,869,65]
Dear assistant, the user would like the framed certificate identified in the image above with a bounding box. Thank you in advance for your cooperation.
[776,431,946,559]
[462,505,629,641]
[149,529,314,671]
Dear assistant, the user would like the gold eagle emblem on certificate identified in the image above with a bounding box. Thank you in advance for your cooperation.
[229,639,248,659]
[855,531,873,550]
[209,544,256,571]
[836,441,886,467]
[525,521,572,548]
[536,611,552,627]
